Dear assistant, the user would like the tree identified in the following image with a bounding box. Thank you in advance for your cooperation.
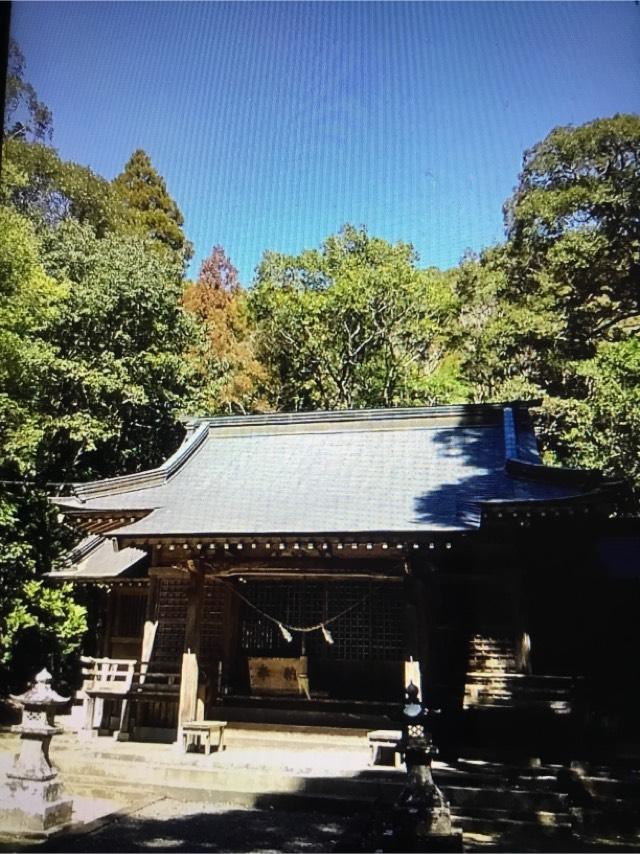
[0,210,198,483]
[453,246,561,403]
[4,39,53,142]
[1,138,121,237]
[0,487,86,692]
[250,225,461,411]
[504,114,640,366]
[113,149,193,264]
[0,57,201,689]
[0,207,66,476]
[183,246,268,414]
[461,115,640,504]
[539,338,640,499]
[0,209,86,692]
[35,220,197,480]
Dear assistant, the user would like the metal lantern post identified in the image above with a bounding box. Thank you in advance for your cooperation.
[0,669,73,835]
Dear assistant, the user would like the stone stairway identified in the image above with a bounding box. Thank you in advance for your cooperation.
[558,760,640,841]
[9,727,575,841]
[2,726,639,848]
[51,745,577,845]
[440,759,572,843]
[463,635,575,714]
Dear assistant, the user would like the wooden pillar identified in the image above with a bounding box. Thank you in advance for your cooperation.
[117,576,161,741]
[140,575,161,681]
[183,563,204,655]
[508,548,532,674]
[177,562,204,745]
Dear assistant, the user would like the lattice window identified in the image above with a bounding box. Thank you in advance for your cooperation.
[239,581,404,661]
[153,579,188,665]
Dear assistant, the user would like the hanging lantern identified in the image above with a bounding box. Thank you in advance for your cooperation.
[278,622,293,643]
[321,624,334,645]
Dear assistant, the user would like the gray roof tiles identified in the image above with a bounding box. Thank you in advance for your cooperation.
[56,405,594,536]
[50,536,147,579]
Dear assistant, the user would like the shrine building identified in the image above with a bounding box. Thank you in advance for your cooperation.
[51,403,628,745]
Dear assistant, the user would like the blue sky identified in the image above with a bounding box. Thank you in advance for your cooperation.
[10,1,640,283]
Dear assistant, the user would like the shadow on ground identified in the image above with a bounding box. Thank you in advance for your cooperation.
[26,800,371,854]
[15,794,640,854]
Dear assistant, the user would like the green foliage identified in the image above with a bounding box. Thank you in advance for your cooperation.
[0,492,35,607]
[455,115,640,508]
[113,149,193,264]
[0,50,200,689]
[2,581,87,691]
[34,219,196,480]
[0,44,88,693]
[0,207,195,481]
[539,339,640,496]
[0,208,193,690]
[453,246,561,402]
[250,225,462,410]
[504,114,640,362]
[0,207,66,476]
[0,488,82,691]
[2,138,122,237]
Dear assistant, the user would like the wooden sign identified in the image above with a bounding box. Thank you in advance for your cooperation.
[248,656,308,696]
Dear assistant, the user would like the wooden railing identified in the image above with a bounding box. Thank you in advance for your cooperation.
[81,656,137,695]
[80,656,182,738]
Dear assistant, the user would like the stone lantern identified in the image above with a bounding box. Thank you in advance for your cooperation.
[0,669,73,836]
[392,681,462,851]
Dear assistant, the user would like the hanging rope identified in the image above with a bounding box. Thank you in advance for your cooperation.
[211,574,379,638]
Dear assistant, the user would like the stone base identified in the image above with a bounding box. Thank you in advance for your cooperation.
[385,792,464,853]
[371,801,464,853]
[0,777,73,836]
[415,801,456,838]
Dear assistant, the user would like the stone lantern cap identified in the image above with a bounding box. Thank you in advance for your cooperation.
[10,669,70,709]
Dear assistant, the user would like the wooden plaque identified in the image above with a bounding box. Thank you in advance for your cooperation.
[248,656,307,695]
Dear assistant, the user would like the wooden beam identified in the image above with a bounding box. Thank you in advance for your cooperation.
[215,571,402,582]
[148,566,190,579]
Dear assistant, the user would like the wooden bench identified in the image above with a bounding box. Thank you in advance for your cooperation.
[367,729,403,767]
[181,720,227,755]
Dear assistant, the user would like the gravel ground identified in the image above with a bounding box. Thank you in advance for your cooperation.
[38,798,371,854]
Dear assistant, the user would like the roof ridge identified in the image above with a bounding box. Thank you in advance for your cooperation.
[69,421,210,501]
[183,401,537,431]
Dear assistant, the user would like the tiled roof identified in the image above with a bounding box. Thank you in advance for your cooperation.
[49,536,147,579]
[54,404,605,538]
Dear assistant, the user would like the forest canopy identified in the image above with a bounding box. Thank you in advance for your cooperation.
[1,40,638,689]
